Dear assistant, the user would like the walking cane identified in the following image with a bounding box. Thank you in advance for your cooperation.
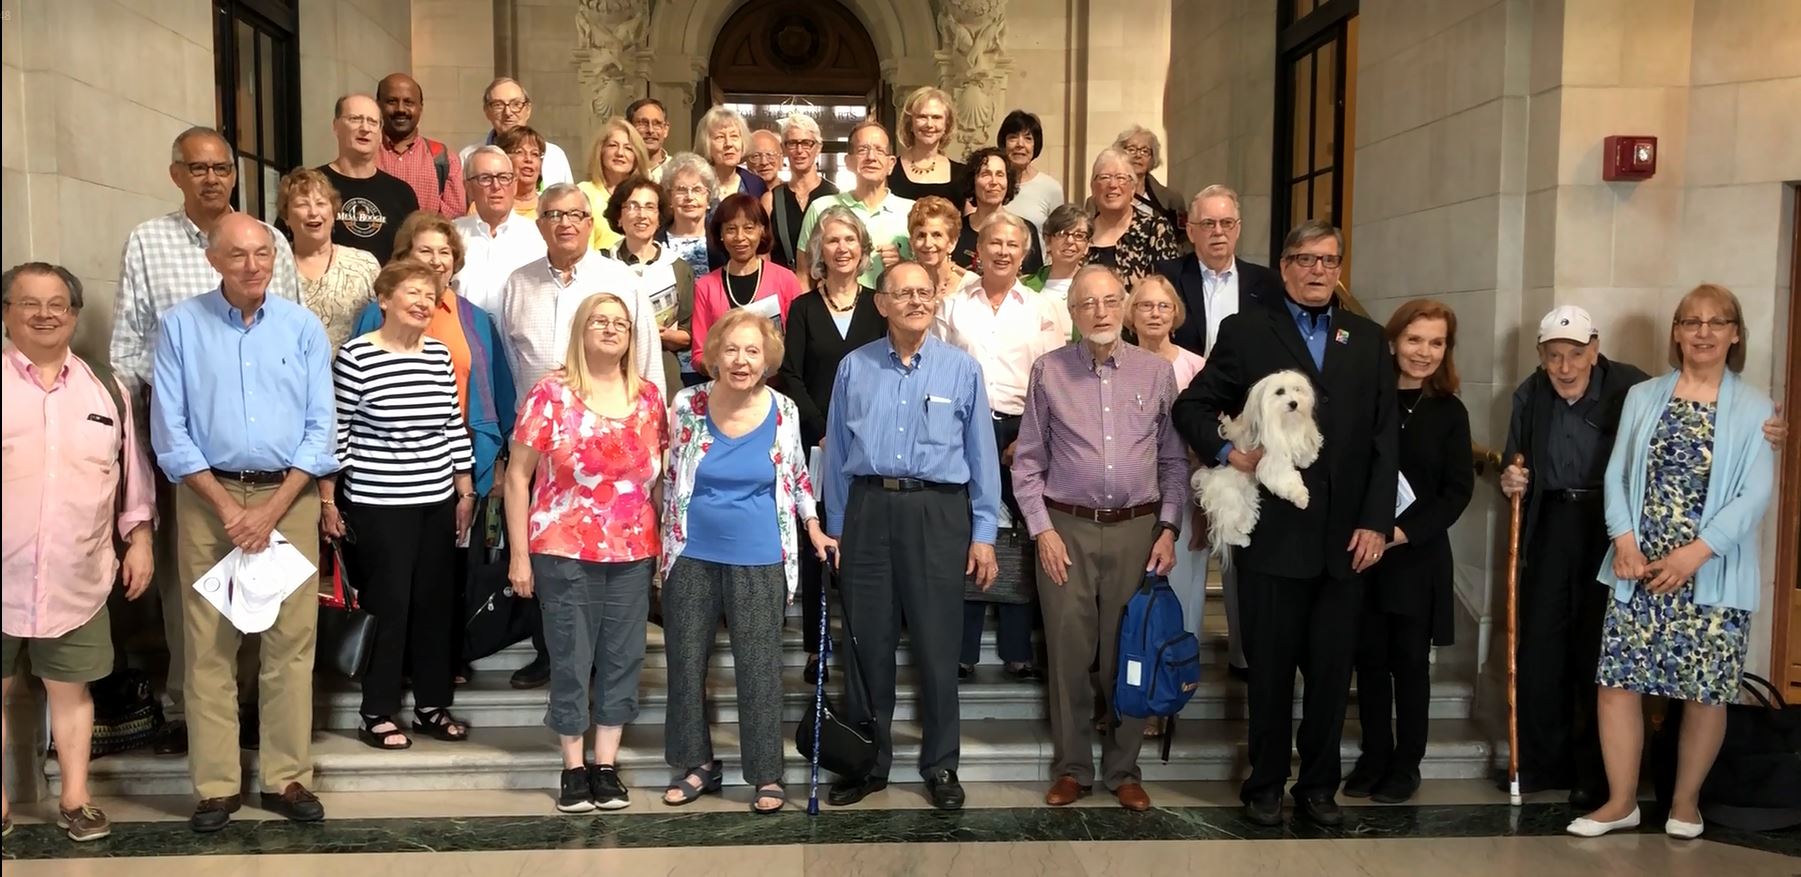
[1505,453,1525,807]
[807,549,834,816]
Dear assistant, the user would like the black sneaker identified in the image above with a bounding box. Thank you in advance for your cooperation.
[556,766,597,813]
[511,654,552,689]
[589,764,630,810]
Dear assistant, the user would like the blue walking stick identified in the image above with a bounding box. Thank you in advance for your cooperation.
[807,548,834,815]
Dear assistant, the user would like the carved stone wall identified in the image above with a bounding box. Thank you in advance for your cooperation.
[574,0,652,123]
[934,0,1013,160]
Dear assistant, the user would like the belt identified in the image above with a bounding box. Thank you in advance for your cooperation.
[857,475,948,492]
[210,467,289,485]
[1545,487,1601,503]
[992,411,1022,421]
[1045,498,1159,524]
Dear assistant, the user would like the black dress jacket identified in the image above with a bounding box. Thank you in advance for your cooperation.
[778,287,887,446]
[1369,390,1474,644]
[1154,255,1284,356]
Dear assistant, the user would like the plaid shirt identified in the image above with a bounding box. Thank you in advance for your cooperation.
[379,133,466,218]
[109,210,300,399]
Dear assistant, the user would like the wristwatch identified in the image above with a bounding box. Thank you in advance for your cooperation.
[1154,521,1180,539]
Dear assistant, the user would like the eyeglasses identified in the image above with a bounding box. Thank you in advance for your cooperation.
[1093,173,1134,186]
[882,288,935,303]
[852,145,891,157]
[785,138,819,150]
[621,201,659,215]
[1122,145,1153,157]
[670,185,710,201]
[1285,253,1343,269]
[746,151,780,165]
[1075,296,1126,313]
[485,98,530,114]
[1675,317,1737,333]
[1190,218,1240,231]
[506,148,544,161]
[542,209,592,225]
[1133,301,1174,313]
[633,117,668,130]
[469,172,517,188]
[183,162,235,179]
[8,300,72,317]
[339,114,380,130]
[587,317,632,332]
[1051,231,1091,244]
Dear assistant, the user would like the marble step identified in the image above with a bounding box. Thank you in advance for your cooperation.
[57,717,1501,796]
[315,666,1475,729]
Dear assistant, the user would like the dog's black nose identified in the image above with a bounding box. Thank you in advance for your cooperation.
[1287,401,1298,410]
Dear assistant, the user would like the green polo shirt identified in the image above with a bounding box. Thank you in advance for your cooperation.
[795,189,916,288]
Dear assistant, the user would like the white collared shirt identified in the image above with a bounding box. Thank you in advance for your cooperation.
[500,250,665,402]
[453,211,547,325]
[934,274,1069,416]
[1200,259,1240,356]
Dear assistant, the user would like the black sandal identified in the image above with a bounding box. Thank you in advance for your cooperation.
[358,715,412,750]
[412,707,469,742]
[662,760,723,806]
[752,783,787,814]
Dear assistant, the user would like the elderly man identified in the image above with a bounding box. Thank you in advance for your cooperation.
[150,215,337,832]
[794,120,914,288]
[320,94,420,263]
[935,211,1068,680]
[111,125,299,754]
[822,261,1001,811]
[1173,219,1398,828]
[627,98,671,182]
[377,73,465,218]
[2,263,156,843]
[1011,265,1185,812]
[453,145,546,323]
[746,128,784,191]
[460,78,573,187]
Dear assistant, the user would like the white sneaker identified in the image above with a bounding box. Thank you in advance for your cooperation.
[1566,806,1641,837]
[1665,815,1704,839]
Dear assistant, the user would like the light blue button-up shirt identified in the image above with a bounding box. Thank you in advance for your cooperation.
[822,335,1001,543]
[150,289,338,481]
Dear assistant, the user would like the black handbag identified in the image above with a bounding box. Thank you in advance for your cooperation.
[52,668,165,758]
[462,499,534,663]
[1653,673,1801,830]
[964,528,1035,604]
[317,538,377,679]
[795,552,880,779]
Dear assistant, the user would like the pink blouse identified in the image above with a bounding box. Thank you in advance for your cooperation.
[690,260,805,367]
[1171,348,1207,392]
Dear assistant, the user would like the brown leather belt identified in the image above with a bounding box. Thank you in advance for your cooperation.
[1044,499,1159,524]
[210,467,288,485]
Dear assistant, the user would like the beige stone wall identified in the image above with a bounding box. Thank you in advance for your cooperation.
[1163,0,1276,263]
[413,0,497,155]
[1077,0,1171,192]
[300,0,416,166]
[1002,0,1076,188]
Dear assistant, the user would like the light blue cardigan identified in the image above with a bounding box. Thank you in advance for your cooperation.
[1597,370,1775,611]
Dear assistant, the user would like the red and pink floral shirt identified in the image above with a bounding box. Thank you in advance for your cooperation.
[513,375,667,563]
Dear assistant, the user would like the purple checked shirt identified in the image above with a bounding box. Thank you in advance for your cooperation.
[1010,342,1189,538]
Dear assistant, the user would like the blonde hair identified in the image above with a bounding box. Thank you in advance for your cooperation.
[702,309,785,384]
[1669,283,1747,373]
[1126,273,1187,333]
[276,168,342,220]
[585,117,650,186]
[898,87,955,152]
[560,292,641,397]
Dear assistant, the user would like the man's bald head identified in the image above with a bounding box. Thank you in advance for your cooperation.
[207,214,277,303]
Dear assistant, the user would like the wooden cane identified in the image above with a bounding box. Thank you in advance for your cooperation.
[1505,453,1525,807]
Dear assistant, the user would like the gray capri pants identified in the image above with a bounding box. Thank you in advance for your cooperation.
[531,554,653,734]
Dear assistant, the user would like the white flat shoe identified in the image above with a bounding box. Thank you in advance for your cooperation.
[1665,816,1704,839]
[1566,806,1641,837]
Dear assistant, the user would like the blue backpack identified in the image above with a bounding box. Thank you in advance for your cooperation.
[1114,573,1203,755]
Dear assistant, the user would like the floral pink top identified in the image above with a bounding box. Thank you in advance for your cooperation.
[513,375,668,563]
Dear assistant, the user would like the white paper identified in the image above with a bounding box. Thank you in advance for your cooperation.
[741,293,783,331]
[1395,473,1417,517]
[1125,660,1143,687]
[808,445,824,501]
[190,531,317,634]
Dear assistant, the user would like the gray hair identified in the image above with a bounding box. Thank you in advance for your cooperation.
[976,210,1030,243]
[1090,147,1135,180]
[171,125,231,164]
[805,206,873,282]
[779,112,822,143]
[695,106,751,165]
[1191,184,1241,214]
[1068,264,1126,309]
[1,262,84,310]
[481,76,524,104]
[539,181,586,212]
[661,151,718,196]
[1280,218,1344,260]
[1043,203,1092,238]
[463,145,512,179]
[1113,124,1163,171]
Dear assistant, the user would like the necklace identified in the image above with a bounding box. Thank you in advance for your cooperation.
[1400,390,1424,429]
[725,260,763,308]
[824,285,857,313]
[909,155,939,176]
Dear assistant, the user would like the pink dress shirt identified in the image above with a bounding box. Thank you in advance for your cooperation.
[2,348,156,638]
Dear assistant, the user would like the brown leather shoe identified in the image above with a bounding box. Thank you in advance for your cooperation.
[1114,782,1152,812]
[1045,775,1093,806]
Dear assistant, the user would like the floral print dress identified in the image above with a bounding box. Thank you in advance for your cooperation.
[1596,398,1752,705]
[513,376,668,563]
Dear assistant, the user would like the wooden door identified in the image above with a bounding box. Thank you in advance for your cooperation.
[1777,189,1801,699]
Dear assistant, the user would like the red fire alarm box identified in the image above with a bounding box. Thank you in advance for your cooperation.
[1602,135,1657,181]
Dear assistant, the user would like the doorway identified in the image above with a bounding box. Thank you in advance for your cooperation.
[1776,187,1801,699]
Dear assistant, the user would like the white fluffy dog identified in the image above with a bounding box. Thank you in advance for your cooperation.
[1191,370,1324,548]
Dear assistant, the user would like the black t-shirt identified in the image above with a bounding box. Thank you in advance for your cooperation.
[318,164,420,265]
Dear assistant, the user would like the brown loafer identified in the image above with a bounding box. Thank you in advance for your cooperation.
[1115,782,1152,812]
[1045,775,1093,806]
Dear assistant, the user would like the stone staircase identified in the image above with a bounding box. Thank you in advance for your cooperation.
[56,588,1502,797]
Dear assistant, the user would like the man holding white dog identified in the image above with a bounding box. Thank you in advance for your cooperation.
[1172,218,1398,828]
[1010,265,1187,812]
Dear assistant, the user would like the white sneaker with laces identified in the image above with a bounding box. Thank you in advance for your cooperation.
[1566,806,1641,837]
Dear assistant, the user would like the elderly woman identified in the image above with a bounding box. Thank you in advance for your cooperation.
[498,126,548,218]
[578,118,651,252]
[889,86,967,204]
[660,152,721,278]
[999,110,1064,232]
[1086,148,1180,285]
[762,113,837,271]
[955,146,1043,275]
[1568,285,1777,840]
[690,194,803,375]
[660,309,834,813]
[779,205,887,681]
[281,168,379,352]
[746,129,783,191]
[697,106,764,201]
[1115,124,1187,230]
[506,291,667,814]
[1025,204,1092,310]
[908,196,968,301]
[606,176,695,401]
[1342,299,1474,804]
[323,260,476,750]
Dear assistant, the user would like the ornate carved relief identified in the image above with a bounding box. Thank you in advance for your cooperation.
[575,0,653,122]
[935,0,1012,158]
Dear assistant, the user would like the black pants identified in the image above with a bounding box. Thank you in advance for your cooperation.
[1238,568,1361,803]
[1354,605,1432,775]
[349,497,459,717]
[799,521,827,654]
[1515,497,1609,792]
[839,478,971,779]
[960,414,1034,667]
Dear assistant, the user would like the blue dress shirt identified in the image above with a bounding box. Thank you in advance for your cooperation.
[150,289,338,480]
[822,335,1002,543]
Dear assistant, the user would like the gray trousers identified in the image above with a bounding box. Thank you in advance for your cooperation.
[839,479,971,779]
[1040,510,1157,790]
[532,555,652,735]
[661,556,788,786]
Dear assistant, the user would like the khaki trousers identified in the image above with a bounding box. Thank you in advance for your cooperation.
[1040,510,1157,790]
[176,480,320,799]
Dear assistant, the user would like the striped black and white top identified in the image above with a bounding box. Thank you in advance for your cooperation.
[332,336,474,506]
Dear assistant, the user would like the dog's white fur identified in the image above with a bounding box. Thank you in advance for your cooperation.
[1191,370,1324,548]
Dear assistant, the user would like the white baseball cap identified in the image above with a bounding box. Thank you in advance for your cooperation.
[1537,305,1598,344]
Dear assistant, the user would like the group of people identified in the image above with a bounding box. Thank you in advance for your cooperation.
[0,71,1790,846]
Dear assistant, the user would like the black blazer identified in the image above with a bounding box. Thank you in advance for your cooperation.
[779,288,887,446]
[1172,299,1400,581]
[1155,255,1283,356]
[1370,391,1474,644]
